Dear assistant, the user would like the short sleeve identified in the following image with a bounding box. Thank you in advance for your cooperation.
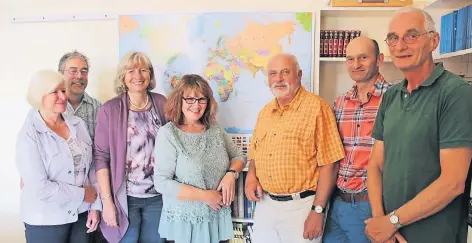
[439,84,472,149]
[372,90,390,141]
[315,101,345,166]
[248,112,263,160]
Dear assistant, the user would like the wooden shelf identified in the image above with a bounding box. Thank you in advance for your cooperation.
[320,7,400,17]
[242,167,248,172]
[434,48,472,60]
[232,217,254,223]
[320,56,393,62]
[422,0,471,10]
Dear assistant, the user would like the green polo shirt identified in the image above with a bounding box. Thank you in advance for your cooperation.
[372,63,472,243]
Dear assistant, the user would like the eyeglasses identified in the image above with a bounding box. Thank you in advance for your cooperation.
[64,68,88,76]
[385,31,435,46]
[182,97,208,104]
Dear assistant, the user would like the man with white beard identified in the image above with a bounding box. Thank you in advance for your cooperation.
[245,53,345,243]
[59,51,101,142]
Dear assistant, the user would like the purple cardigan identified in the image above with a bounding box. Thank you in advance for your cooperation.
[94,92,167,243]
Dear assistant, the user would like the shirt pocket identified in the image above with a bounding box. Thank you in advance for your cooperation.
[281,127,313,150]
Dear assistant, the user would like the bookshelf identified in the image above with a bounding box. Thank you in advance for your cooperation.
[419,0,472,60]
[320,56,393,62]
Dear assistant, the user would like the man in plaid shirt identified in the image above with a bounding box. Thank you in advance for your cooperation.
[323,36,392,243]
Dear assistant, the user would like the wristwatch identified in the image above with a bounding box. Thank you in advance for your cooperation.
[389,211,403,229]
[311,205,325,214]
[226,170,239,179]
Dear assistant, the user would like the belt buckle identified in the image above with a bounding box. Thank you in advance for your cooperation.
[291,192,301,200]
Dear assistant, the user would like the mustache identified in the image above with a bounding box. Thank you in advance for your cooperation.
[271,81,288,89]
[70,79,85,85]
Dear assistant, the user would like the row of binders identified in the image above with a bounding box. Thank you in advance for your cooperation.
[440,5,472,54]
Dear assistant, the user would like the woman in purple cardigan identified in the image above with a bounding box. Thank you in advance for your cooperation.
[94,52,167,243]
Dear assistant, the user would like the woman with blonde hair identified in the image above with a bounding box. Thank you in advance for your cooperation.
[16,70,101,243]
[154,74,246,243]
[94,52,167,243]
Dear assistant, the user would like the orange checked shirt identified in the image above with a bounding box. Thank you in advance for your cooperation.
[248,87,345,194]
[333,74,391,193]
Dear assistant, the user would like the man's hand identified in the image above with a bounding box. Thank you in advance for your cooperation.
[86,210,100,233]
[384,233,407,243]
[364,216,397,243]
[245,173,263,202]
[303,211,324,240]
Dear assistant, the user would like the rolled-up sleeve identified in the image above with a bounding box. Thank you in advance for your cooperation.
[222,128,246,164]
[16,129,84,208]
[94,106,110,171]
[153,126,182,199]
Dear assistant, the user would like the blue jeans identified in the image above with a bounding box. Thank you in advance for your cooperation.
[323,197,372,243]
[24,212,89,243]
[120,195,165,243]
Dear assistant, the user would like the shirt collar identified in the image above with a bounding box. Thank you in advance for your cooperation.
[31,108,80,134]
[346,73,388,100]
[399,63,445,92]
[269,86,306,112]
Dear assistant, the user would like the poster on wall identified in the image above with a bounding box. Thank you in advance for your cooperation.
[118,12,314,134]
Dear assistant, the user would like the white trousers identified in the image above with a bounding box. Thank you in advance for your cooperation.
[251,193,323,243]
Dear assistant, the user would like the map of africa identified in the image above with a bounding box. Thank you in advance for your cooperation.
[119,12,313,134]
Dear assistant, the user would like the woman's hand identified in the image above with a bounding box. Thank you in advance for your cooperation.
[217,173,236,206]
[202,190,223,211]
[102,199,118,227]
[86,210,100,233]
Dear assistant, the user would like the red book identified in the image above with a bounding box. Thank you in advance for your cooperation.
[333,31,339,57]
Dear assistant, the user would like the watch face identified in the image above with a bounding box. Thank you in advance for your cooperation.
[390,215,399,224]
[315,206,323,213]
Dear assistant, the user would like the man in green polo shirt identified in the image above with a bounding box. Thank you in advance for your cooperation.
[365,7,472,243]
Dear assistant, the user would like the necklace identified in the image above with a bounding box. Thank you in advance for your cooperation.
[129,95,149,110]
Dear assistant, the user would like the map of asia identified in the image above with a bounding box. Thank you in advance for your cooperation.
[119,12,313,134]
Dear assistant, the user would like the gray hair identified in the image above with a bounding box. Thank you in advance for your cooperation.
[27,70,65,109]
[268,53,301,72]
[58,50,90,73]
[394,6,436,32]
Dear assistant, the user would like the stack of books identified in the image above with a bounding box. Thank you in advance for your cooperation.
[440,5,472,54]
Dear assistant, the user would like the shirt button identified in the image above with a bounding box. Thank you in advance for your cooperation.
[354,143,357,146]
[68,171,72,174]
[73,213,76,216]
[360,105,363,108]
[344,179,347,182]
[404,94,408,98]
[68,210,71,214]
[269,154,272,157]
[348,161,352,165]
[357,124,360,127]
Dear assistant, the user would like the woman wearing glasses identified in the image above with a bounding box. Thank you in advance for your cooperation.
[16,70,101,243]
[94,52,167,243]
[153,74,246,243]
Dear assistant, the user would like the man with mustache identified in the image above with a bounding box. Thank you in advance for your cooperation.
[365,7,472,243]
[323,37,394,243]
[59,51,102,142]
[60,51,104,243]
[245,53,345,243]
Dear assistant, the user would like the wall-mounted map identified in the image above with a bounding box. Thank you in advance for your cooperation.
[119,12,313,134]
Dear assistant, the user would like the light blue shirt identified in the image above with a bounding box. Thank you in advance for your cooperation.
[16,109,101,225]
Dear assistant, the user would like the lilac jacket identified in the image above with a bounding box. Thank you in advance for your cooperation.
[94,92,167,243]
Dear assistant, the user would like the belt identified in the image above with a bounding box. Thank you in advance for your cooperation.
[268,190,316,201]
[336,190,369,203]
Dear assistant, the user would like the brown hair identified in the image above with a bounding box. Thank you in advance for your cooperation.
[165,74,218,127]
[114,52,156,94]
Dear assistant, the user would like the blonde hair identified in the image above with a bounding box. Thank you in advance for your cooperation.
[164,74,218,127]
[114,52,156,94]
[27,70,65,109]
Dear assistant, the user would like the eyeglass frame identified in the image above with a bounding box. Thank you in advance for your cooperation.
[384,30,435,47]
[64,67,89,76]
[182,97,209,104]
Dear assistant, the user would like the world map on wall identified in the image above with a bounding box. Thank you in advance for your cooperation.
[119,12,313,134]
